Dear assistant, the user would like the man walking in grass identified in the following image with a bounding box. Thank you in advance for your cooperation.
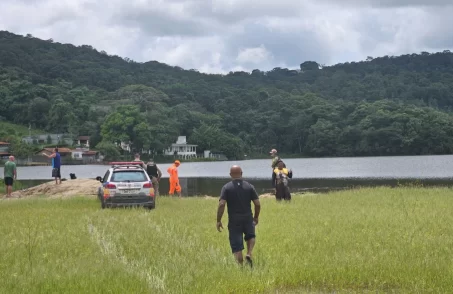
[3,155,17,198]
[167,160,182,197]
[216,165,261,267]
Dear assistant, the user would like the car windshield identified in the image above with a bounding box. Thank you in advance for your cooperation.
[111,171,147,182]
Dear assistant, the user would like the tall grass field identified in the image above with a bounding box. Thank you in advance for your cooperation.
[0,179,24,194]
[1,187,453,293]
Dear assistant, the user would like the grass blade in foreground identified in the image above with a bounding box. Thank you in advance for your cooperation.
[0,187,452,293]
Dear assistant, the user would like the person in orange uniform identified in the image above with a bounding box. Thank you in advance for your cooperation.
[167,160,182,197]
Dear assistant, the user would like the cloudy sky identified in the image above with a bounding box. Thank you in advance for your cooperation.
[1,0,452,74]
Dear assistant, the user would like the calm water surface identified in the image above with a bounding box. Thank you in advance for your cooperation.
[2,155,453,180]
[3,155,453,196]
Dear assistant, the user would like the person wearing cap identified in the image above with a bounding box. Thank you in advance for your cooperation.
[167,160,182,197]
[270,149,280,168]
[269,149,280,191]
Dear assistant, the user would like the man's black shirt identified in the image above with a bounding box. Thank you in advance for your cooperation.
[220,179,259,221]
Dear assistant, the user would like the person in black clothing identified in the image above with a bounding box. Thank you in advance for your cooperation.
[272,160,293,201]
[145,159,162,197]
[216,165,261,267]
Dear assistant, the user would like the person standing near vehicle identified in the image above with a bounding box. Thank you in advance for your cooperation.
[43,148,61,184]
[146,159,162,197]
[167,160,181,197]
[133,153,146,169]
[216,165,261,267]
[3,156,17,198]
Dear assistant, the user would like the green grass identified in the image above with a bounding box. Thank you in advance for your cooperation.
[0,179,24,194]
[0,121,45,137]
[1,187,453,293]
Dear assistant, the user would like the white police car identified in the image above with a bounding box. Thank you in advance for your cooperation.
[97,162,155,209]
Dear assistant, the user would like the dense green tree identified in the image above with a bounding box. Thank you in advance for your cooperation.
[100,105,151,152]
[190,123,244,159]
[4,136,35,158]
[2,30,453,158]
[95,141,121,161]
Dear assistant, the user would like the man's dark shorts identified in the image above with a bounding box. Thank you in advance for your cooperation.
[4,177,13,186]
[228,217,256,253]
[52,168,61,178]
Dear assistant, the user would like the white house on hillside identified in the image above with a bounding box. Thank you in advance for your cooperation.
[164,136,197,159]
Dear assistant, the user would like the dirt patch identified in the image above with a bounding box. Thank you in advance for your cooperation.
[259,193,275,198]
[202,193,278,200]
[10,179,100,199]
[203,195,217,199]
[5,181,318,200]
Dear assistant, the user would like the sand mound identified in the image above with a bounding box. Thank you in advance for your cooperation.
[10,179,100,199]
[6,181,318,200]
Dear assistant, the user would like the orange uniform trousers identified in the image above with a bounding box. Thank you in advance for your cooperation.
[169,178,181,194]
[167,164,181,194]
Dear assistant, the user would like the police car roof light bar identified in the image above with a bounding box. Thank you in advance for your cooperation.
[109,162,143,165]
[109,162,143,168]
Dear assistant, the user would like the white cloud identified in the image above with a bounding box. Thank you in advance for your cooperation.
[0,0,452,74]
[236,45,272,65]
[140,36,226,73]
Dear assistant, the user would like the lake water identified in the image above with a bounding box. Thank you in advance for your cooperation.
[2,155,453,180]
[3,155,453,196]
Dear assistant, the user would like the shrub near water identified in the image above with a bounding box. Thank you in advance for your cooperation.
[0,187,453,293]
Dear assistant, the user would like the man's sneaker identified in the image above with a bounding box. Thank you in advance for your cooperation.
[245,255,253,268]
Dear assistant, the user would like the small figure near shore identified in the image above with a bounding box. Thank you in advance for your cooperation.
[167,160,182,197]
[43,147,61,185]
[216,165,261,267]
[269,149,280,192]
[3,155,17,198]
[272,160,293,201]
[133,153,146,169]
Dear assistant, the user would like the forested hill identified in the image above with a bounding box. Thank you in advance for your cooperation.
[2,30,453,159]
